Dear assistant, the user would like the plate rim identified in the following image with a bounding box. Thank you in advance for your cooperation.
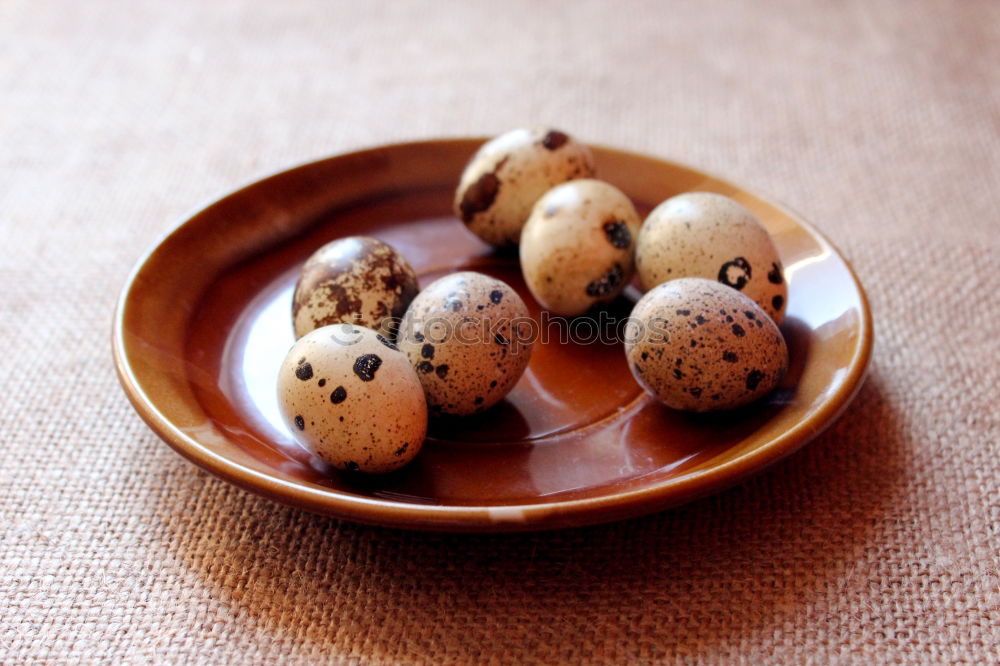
[112,137,874,532]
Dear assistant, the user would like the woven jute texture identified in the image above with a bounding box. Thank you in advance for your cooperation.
[2,1,998,663]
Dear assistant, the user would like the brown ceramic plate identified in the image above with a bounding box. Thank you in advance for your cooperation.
[113,138,872,532]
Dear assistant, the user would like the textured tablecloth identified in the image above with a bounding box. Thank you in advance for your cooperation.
[2,1,998,663]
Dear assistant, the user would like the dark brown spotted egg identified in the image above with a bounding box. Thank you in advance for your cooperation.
[397,272,534,416]
[277,324,427,473]
[292,236,419,340]
[635,192,788,323]
[454,127,596,247]
[625,278,788,412]
[520,179,641,316]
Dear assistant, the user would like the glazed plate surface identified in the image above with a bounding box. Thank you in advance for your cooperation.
[113,139,872,531]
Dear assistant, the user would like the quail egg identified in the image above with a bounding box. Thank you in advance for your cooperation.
[625,278,788,411]
[454,127,596,247]
[292,236,419,339]
[277,324,427,473]
[635,192,788,323]
[520,179,641,316]
[398,272,534,416]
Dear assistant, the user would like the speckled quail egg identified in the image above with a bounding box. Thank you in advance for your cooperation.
[520,179,642,316]
[397,272,534,416]
[454,127,596,247]
[292,236,419,339]
[625,278,788,412]
[635,192,788,323]
[277,324,427,473]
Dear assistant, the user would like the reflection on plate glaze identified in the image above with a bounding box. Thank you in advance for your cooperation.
[235,281,295,439]
[179,421,236,449]
[487,506,528,523]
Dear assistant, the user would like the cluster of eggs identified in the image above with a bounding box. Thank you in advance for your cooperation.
[279,237,533,474]
[277,127,791,474]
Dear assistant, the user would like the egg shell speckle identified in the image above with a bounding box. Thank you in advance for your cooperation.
[292,236,419,339]
[635,192,788,323]
[520,179,642,316]
[277,324,427,473]
[398,272,534,416]
[454,128,596,247]
[625,278,788,412]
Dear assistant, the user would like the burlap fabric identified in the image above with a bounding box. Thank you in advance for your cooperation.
[2,1,998,663]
